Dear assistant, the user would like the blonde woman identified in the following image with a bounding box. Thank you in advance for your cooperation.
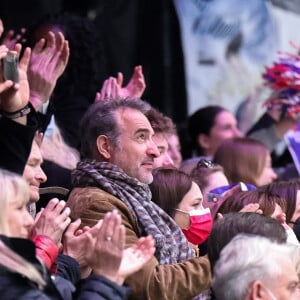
[0,169,46,291]
[0,168,155,299]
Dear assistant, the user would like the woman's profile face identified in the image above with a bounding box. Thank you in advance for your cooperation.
[174,182,204,229]
[7,194,34,238]
[177,181,204,212]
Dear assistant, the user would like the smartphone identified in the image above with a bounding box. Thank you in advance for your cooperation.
[2,52,19,83]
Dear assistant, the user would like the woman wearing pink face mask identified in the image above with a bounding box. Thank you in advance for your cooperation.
[150,167,213,254]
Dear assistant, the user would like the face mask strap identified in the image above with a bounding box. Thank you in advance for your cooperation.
[174,208,188,214]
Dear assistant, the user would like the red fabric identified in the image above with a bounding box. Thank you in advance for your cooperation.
[32,235,59,270]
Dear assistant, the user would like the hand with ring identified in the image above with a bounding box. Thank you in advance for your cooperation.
[84,209,155,285]
[84,209,124,283]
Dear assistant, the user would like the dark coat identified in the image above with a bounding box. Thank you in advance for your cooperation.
[0,104,51,175]
[0,235,130,300]
[0,108,38,175]
[0,235,64,300]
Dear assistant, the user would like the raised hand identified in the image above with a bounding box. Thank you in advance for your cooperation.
[85,210,124,283]
[95,65,146,101]
[95,76,119,101]
[28,31,69,111]
[0,44,31,123]
[239,203,262,214]
[62,212,123,280]
[118,235,155,280]
[118,65,145,98]
[1,28,26,50]
[62,210,155,284]
[30,198,71,246]
[62,218,93,278]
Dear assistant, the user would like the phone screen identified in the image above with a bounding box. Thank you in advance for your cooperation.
[3,53,19,83]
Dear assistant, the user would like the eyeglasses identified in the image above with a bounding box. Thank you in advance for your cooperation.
[197,159,215,169]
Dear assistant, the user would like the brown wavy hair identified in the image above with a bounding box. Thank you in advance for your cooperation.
[214,137,269,186]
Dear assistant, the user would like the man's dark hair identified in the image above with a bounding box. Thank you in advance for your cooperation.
[146,107,177,136]
[79,98,151,159]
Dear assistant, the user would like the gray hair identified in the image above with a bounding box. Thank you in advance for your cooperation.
[79,98,151,159]
[286,243,300,280]
[212,234,294,300]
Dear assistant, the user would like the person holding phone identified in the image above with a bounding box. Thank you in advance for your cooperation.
[0,42,38,174]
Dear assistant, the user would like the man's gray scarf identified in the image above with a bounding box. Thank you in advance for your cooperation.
[72,159,194,264]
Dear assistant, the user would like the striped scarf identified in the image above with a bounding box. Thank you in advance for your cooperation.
[72,159,194,264]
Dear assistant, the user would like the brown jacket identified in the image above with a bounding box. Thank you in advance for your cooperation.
[67,187,211,300]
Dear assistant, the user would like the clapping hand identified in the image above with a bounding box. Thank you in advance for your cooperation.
[28,31,69,111]
[67,209,155,285]
[95,65,146,101]
[31,198,71,246]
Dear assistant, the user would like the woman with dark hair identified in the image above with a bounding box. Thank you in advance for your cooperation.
[215,189,285,219]
[214,184,299,244]
[187,105,241,158]
[150,167,194,217]
[262,179,300,241]
[150,167,213,254]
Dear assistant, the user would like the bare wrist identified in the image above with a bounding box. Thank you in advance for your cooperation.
[29,93,43,111]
